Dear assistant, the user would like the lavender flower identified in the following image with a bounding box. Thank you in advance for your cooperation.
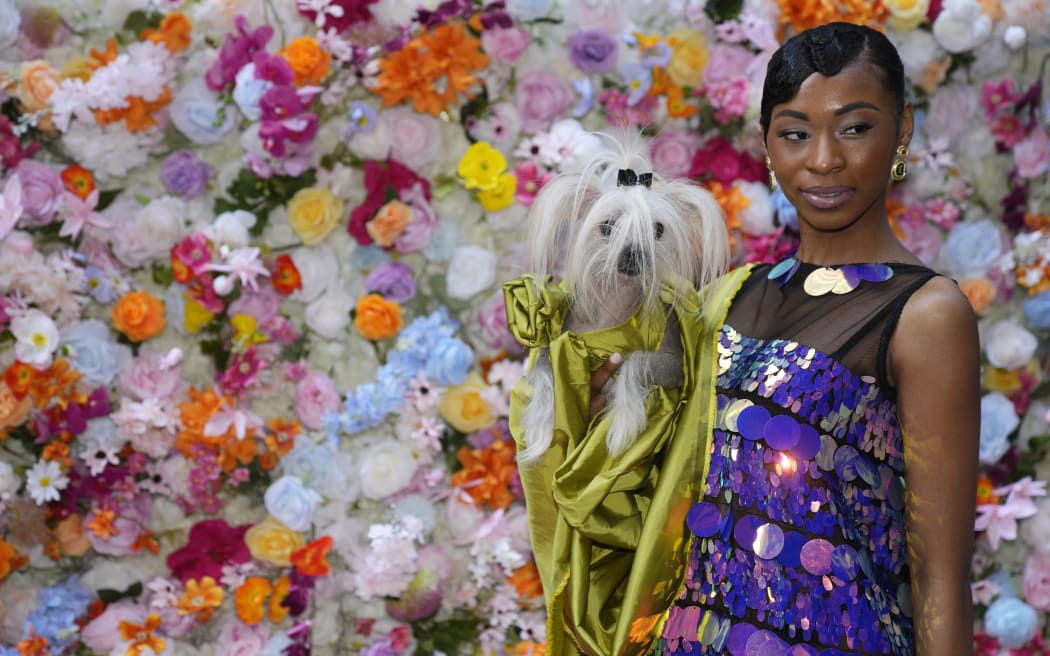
[568,29,618,73]
[364,261,416,303]
[161,151,212,199]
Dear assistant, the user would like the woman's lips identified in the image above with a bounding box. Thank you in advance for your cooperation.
[800,186,854,209]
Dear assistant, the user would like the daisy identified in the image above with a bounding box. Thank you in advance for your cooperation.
[26,459,69,505]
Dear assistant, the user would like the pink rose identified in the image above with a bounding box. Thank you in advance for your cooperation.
[382,106,442,171]
[901,221,942,267]
[80,601,146,652]
[215,617,273,656]
[515,72,573,134]
[924,83,979,141]
[118,348,184,401]
[564,1,627,33]
[482,25,531,64]
[229,284,283,325]
[1014,129,1049,180]
[87,494,150,556]
[14,159,63,226]
[477,290,524,355]
[295,371,341,430]
[649,130,702,179]
[393,183,441,253]
[1023,551,1050,611]
[702,44,757,85]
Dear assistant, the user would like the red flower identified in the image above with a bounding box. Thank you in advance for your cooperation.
[348,159,431,246]
[271,254,303,295]
[688,136,765,186]
[166,518,252,584]
[60,164,96,200]
[290,535,333,577]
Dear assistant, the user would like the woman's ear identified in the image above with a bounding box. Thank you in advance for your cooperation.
[899,102,915,148]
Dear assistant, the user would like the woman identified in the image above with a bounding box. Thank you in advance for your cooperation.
[586,22,980,656]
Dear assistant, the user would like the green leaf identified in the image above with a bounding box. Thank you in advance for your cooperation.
[97,581,143,603]
[95,188,121,213]
[151,262,174,287]
[122,10,164,34]
[705,0,744,22]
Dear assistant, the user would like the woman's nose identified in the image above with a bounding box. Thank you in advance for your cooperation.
[807,134,844,174]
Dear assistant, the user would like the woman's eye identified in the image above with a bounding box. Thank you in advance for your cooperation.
[842,123,872,136]
[780,129,807,142]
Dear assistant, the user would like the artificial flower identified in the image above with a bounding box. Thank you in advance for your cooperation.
[110,291,166,342]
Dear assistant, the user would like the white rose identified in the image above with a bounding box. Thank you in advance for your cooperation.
[210,210,256,248]
[169,79,238,146]
[113,196,186,267]
[446,245,497,300]
[264,476,323,532]
[291,245,340,303]
[305,289,354,339]
[0,0,20,51]
[359,439,418,500]
[0,460,18,498]
[1020,498,1050,555]
[1004,26,1027,50]
[736,181,775,236]
[984,319,1038,370]
[890,29,944,84]
[932,0,992,53]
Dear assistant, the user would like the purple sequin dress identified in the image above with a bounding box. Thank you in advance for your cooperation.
[655,260,937,656]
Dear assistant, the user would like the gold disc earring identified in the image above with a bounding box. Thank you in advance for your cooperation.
[890,145,908,181]
[766,155,778,191]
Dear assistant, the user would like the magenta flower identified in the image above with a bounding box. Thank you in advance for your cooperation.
[981,78,1018,119]
[252,51,294,86]
[172,234,214,277]
[513,160,551,205]
[166,518,252,583]
[205,15,274,92]
[299,0,379,32]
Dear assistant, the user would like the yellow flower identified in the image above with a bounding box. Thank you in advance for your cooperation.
[457,142,506,191]
[245,516,304,567]
[287,187,344,245]
[477,173,517,211]
[174,577,224,623]
[440,372,495,433]
[231,314,268,348]
[885,0,930,31]
[666,29,708,88]
[183,297,214,334]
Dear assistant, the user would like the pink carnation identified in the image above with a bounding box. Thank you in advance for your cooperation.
[295,371,341,430]
[481,25,531,64]
[215,617,273,656]
[118,348,184,401]
[515,72,573,134]
[649,130,702,180]
[79,601,146,652]
[1023,551,1050,611]
[1014,129,1049,180]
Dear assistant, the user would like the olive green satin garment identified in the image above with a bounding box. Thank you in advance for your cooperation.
[503,267,754,656]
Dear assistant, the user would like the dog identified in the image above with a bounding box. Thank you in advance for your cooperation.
[512,133,730,465]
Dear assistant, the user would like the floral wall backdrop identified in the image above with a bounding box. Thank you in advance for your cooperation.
[0,0,1046,653]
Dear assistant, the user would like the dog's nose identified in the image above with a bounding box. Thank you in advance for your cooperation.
[618,246,644,275]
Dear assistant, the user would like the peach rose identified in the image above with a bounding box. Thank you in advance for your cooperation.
[353,294,404,341]
[0,382,31,437]
[14,60,61,130]
[366,200,413,247]
[959,277,997,315]
[54,514,91,557]
[280,37,331,86]
[245,516,303,567]
[111,290,166,342]
[439,372,496,433]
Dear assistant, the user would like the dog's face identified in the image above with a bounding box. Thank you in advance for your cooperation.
[598,214,666,277]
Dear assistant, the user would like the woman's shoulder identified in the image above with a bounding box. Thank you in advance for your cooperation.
[892,275,979,364]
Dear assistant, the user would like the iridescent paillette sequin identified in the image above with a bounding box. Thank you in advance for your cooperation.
[655,324,914,656]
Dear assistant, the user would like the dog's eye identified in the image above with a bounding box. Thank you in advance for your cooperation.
[599,221,614,237]
[654,222,665,239]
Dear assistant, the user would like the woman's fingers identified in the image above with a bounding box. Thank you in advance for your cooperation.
[589,352,623,419]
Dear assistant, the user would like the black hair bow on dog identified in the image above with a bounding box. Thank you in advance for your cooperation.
[617,168,652,189]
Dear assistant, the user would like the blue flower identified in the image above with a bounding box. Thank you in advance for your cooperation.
[425,337,473,386]
[571,77,596,118]
[985,597,1037,648]
[233,63,274,121]
[1022,290,1050,330]
[61,319,132,385]
[770,186,798,231]
[81,265,117,303]
[979,392,1018,464]
[621,62,653,106]
[346,101,378,135]
[25,576,93,652]
[941,219,1003,278]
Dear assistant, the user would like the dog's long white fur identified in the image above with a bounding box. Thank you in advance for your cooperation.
[517,132,729,465]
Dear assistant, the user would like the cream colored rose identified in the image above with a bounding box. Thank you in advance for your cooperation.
[439,372,496,433]
[666,29,709,88]
[287,187,344,245]
[14,60,60,127]
[245,516,304,567]
[886,0,930,32]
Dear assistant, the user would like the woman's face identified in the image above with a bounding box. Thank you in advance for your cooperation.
[765,61,912,236]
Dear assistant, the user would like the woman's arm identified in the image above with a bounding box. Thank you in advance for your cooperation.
[891,277,981,656]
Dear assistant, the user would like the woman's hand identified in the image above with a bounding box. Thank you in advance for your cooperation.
[589,352,623,419]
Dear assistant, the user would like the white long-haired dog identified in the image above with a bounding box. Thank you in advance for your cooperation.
[516,133,730,465]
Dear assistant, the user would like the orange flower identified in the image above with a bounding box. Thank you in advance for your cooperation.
[0,380,32,440]
[132,530,161,555]
[665,85,699,119]
[41,440,72,469]
[269,575,292,623]
[119,613,166,656]
[0,537,29,581]
[705,181,747,251]
[53,514,91,557]
[12,60,61,130]
[4,361,36,398]
[775,0,888,34]
[111,290,166,342]
[176,386,236,455]
[174,576,224,623]
[15,626,50,656]
[354,294,404,340]
[142,12,193,53]
[60,164,96,200]
[508,562,543,599]
[235,577,273,625]
[271,254,303,295]
[27,358,85,410]
[374,22,489,116]
[265,417,300,457]
[280,36,331,86]
[86,508,119,540]
[514,641,546,656]
[959,278,997,315]
[976,475,999,506]
[217,433,258,472]
[367,200,413,247]
[449,437,518,510]
[291,535,333,577]
[90,37,119,66]
[95,86,173,132]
